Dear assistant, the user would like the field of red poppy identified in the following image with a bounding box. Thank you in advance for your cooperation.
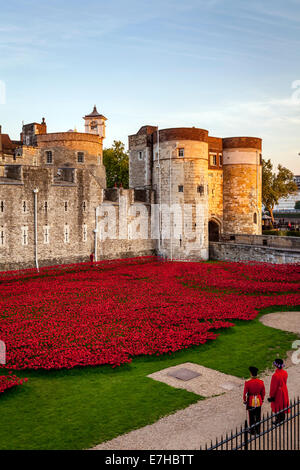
[0,256,299,373]
[0,256,299,449]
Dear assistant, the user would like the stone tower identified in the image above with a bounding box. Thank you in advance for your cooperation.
[222,137,262,235]
[153,128,209,260]
[83,105,107,138]
[129,127,209,260]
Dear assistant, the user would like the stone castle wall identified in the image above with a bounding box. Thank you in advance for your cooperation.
[0,119,270,270]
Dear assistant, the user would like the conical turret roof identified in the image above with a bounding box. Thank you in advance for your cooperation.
[84,105,107,120]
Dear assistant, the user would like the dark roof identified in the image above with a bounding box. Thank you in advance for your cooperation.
[84,105,107,120]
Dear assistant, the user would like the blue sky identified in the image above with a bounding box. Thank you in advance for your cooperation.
[0,0,300,172]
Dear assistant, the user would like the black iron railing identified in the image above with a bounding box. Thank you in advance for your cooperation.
[202,397,300,451]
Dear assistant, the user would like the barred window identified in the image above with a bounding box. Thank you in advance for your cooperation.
[64,201,68,212]
[78,152,84,163]
[22,200,27,213]
[178,185,184,192]
[0,201,4,213]
[22,226,28,246]
[178,148,184,157]
[82,201,86,212]
[210,154,217,166]
[64,225,69,243]
[46,151,53,164]
[43,225,50,244]
[0,227,5,246]
[83,224,87,242]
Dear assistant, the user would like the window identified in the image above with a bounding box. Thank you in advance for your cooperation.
[64,225,69,243]
[44,201,48,213]
[178,148,184,157]
[77,152,84,163]
[0,227,5,246]
[22,226,28,246]
[254,212,257,224]
[83,224,87,242]
[82,201,86,212]
[197,185,204,195]
[259,153,263,165]
[178,185,184,192]
[219,154,223,166]
[138,151,143,161]
[43,225,49,244]
[22,200,27,213]
[0,201,4,213]
[64,201,68,212]
[46,151,53,164]
[210,154,217,166]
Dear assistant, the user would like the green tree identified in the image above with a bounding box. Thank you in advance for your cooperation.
[295,201,300,210]
[103,141,129,188]
[262,159,298,223]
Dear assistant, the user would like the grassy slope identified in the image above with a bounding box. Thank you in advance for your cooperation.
[0,305,298,450]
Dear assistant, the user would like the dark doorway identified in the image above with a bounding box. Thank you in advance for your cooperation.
[209,220,220,242]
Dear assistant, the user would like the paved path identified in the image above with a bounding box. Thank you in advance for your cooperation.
[93,312,300,450]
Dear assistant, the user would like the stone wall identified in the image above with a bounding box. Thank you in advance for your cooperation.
[210,241,300,264]
[0,165,103,271]
[208,169,223,225]
[97,189,156,260]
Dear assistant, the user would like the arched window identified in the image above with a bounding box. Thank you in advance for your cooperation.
[253,212,257,224]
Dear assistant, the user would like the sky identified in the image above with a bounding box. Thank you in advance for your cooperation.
[0,0,300,173]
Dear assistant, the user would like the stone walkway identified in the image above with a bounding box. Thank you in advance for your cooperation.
[92,312,300,450]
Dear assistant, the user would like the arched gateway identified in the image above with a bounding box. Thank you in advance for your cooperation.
[209,219,220,242]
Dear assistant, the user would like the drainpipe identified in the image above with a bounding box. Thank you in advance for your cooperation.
[33,188,39,271]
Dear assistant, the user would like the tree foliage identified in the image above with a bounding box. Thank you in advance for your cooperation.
[262,159,297,222]
[103,141,129,189]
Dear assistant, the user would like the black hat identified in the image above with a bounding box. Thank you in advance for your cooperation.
[249,366,258,376]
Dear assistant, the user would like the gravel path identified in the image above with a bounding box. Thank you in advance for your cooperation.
[92,312,300,450]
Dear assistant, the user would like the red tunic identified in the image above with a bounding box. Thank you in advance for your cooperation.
[269,369,289,413]
[243,378,265,409]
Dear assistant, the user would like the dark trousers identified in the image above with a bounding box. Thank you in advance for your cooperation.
[275,412,286,424]
[248,407,261,434]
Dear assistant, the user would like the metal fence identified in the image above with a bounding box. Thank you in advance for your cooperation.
[203,397,300,451]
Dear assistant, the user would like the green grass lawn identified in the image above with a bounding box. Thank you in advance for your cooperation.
[0,304,298,450]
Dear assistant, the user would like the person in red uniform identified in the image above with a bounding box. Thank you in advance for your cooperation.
[268,358,289,425]
[243,366,265,435]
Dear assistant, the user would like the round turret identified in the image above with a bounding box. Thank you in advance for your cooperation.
[222,137,262,235]
[152,127,209,260]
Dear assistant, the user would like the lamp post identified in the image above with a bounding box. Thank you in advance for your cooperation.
[33,188,39,271]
